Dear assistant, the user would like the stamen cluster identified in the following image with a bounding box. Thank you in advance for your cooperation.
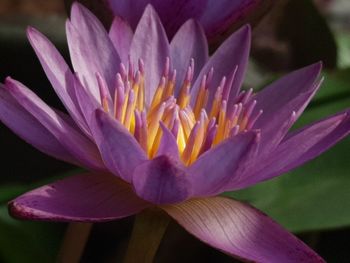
[97,58,262,165]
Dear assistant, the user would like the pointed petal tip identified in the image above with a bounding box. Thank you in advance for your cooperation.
[144,3,157,14]
[239,24,251,38]
[4,76,13,84]
[4,78,25,95]
[26,26,38,37]
[139,4,164,27]
[4,77,19,91]
[70,2,99,26]
[70,1,85,16]
[306,61,323,76]
[8,201,27,221]
[132,155,190,205]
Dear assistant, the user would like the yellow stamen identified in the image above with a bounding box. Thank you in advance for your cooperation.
[147,103,166,155]
[214,100,227,145]
[178,84,190,109]
[150,78,165,111]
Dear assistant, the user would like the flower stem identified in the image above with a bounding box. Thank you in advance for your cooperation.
[123,209,170,263]
[56,222,93,263]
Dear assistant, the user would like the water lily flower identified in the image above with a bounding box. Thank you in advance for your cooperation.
[107,0,273,43]
[1,3,349,262]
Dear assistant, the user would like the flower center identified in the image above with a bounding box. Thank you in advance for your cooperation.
[98,57,262,165]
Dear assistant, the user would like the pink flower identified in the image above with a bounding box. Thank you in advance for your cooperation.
[1,3,348,262]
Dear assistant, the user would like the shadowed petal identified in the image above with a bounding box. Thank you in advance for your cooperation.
[163,197,325,263]
[190,25,250,111]
[109,16,133,63]
[132,155,191,205]
[9,173,149,222]
[237,110,350,189]
[253,63,322,154]
[170,19,208,95]
[0,87,79,165]
[109,0,206,37]
[187,131,259,197]
[90,109,147,182]
[5,78,104,171]
[129,5,170,107]
[67,3,120,99]
[26,27,90,135]
[199,0,263,41]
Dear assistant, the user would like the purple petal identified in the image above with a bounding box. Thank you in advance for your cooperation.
[238,109,350,189]
[156,122,180,161]
[109,16,133,63]
[108,0,152,30]
[164,197,325,263]
[108,0,206,37]
[4,78,105,171]
[199,0,262,41]
[132,155,191,205]
[66,3,120,99]
[190,25,250,111]
[187,131,259,197]
[129,5,170,107]
[90,109,147,182]
[0,86,79,165]
[26,27,89,135]
[73,75,100,129]
[253,63,322,154]
[170,19,209,95]
[9,173,149,222]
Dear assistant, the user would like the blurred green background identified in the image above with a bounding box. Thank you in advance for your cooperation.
[0,0,349,262]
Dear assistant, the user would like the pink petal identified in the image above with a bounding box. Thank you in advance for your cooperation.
[9,173,149,222]
[4,78,105,171]
[163,197,325,263]
[26,27,89,135]
[132,155,191,205]
[187,131,259,197]
[238,109,350,190]
[109,16,133,63]
[170,19,208,95]
[0,86,79,165]
[66,3,120,99]
[90,109,147,182]
[253,63,322,154]
[190,25,250,111]
[129,5,170,107]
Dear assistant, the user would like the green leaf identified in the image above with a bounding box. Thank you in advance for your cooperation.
[0,205,65,263]
[336,32,350,69]
[224,70,350,233]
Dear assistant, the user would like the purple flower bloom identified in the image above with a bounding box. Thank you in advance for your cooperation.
[1,3,349,262]
[107,0,273,43]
